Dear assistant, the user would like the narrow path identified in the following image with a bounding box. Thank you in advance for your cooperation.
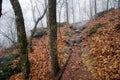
[61,33,91,80]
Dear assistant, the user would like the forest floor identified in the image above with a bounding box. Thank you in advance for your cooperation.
[0,8,120,80]
[61,32,92,80]
[8,25,92,80]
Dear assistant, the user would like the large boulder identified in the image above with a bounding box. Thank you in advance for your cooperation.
[32,28,47,38]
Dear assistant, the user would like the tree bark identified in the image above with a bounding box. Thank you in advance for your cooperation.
[0,0,2,17]
[10,0,30,80]
[89,0,93,19]
[94,0,97,15]
[78,0,81,21]
[106,0,109,10]
[48,0,60,77]
[118,0,120,8]
[72,0,75,23]
[66,0,69,24]
[45,0,48,26]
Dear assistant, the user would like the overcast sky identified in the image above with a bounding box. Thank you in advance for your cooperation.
[1,0,90,27]
[1,0,116,28]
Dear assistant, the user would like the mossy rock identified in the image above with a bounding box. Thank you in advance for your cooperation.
[0,53,21,80]
[0,53,19,60]
[0,62,21,80]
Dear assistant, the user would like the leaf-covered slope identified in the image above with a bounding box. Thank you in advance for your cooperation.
[81,9,120,80]
[9,26,72,80]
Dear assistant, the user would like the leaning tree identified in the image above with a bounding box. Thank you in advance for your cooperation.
[10,0,30,80]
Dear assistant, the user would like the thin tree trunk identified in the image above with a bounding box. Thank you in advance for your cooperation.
[118,0,120,8]
[58,0,64,40]
[72,0,75,23]
[0,0,2,17]
[30,0,36,23]
[10,0,30,80]
[48,0,60,77]
[78,0,81,21]
[95,0,97,15]
[89,0,93,19]
[45,0,48,27]
[29,6,47,52]
[106,0,109,10]
[66,0,69,24]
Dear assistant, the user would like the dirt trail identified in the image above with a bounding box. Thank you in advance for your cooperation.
[61,33,91,80]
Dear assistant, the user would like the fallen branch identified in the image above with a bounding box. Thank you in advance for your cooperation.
[57,52,72,80]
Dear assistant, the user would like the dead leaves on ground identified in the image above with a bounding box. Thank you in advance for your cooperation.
[9,26,71,80]
[81,9,120,80]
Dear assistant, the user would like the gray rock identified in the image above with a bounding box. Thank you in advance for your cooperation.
[32,29,47,38]
[64,47,72,53]
[75,36,82,44]
[65,39,75,46]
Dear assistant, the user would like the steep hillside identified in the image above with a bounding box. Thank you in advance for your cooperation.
[81,9,120,79]
[9,26,72,80]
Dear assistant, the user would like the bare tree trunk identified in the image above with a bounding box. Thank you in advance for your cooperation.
[94,0,97,15]
[45,0,48,27]
[0,0,2,17]
[10,0,30,80]
[89,0,93,19]
[71,0,75,23]
[48,0,60,77]
[66,0,69,24]
[30,0,36,23]
[58,0,64,40]
[107,0,110,10]
[118,0,120,8]
[78,0,81,21]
